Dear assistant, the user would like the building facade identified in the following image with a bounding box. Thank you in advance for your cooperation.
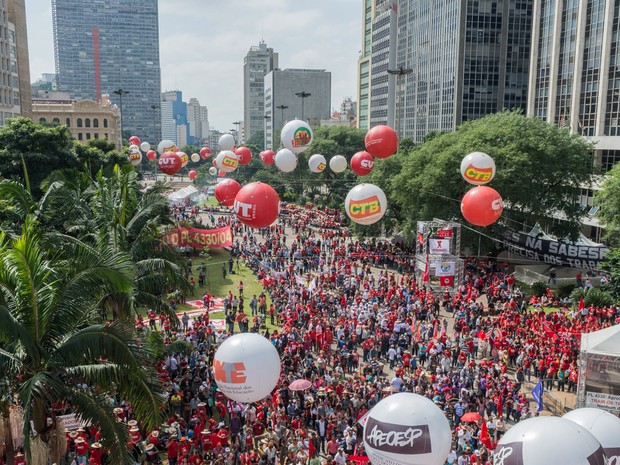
[51,0,161,144]
[8,0,31,119]
[161,91,188,148]
[264,68,331,149]
[369,0,391,129]
[243,41,278,144]
[187,98,209,147]
[32,94,120,149]
[356,0,374,130]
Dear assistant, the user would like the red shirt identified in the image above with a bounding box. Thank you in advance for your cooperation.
[76,442,89,456]
[167,441,179,459]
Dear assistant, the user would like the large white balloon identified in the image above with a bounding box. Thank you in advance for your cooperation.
[308,154,327,173]
[363,393,451,465]
[275,149,298,173]
[494,417,605,465]
[128,145,142,166]
[216,151,239,173]
[345,183,387,225]
[280,119,313,154]
[191,153,200,163]
[140,141,151,153]
[157,139,177,155]
[460,151,496,185]
[329,155,347,173]
[212,333,281,403]
[219,133,236,151]
[564,408,620,462]
[209,166,218,176]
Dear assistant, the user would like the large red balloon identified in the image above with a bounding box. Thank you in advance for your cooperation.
[215,179,241,207]
[188,170,198,181]
[234,182,280,229]
[146,150,157,161]
[365,125,398,159]
[259,150,276,166]
[235,147,253,166]
[128,136,141,146]
[158,151,182,175]
[199,147,211,159]
[461,186,504,227]
[350,151,375,176]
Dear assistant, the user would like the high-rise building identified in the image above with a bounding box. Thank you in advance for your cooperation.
[8,0,31,119]
[51,0,161,143]
[161,91,189,148]
[187,98,209,147]
[243,41,278,144]
[356,0,374,130]
[264,69,331,150]
[369,0,392,129]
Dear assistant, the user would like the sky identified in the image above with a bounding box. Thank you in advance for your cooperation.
[25,0,362,133]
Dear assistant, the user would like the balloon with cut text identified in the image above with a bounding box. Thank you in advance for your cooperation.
[219,133,236,151]
[494,417,605,465]
[140,141,151,153]
[351,151,375,176]
[158,151,182,175]
[128,136,141,146]
[345,183,387,225]
[214,179,241,207]
[564,408,620,463]
[280,119,313,154]
[146,150,157,161]
[157,139,178,154]
[234,182,280,229]
[216,150,239,173]
[363,393,451,465]
[275,149,298,173]
[191,153,200,163]
[235,146,253,166]
[212,333,281,403]
[188,170,197,181]
[329,155,348,173]
[460,151,496,185]
[199,147,211,159]
[365,125,398,159]
[208,166,218,176]
[308,154,327,173]
[260,150,276,166]
[461,186,503,227]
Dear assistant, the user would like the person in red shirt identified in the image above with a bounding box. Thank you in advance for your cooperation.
[75,437,89,463]
[129,426,141,443]
[14,452,25,465]
[89,443,103,465]
[167,437,179,465]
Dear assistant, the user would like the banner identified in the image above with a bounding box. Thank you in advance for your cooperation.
[437,229,453,238]
[429,238,452,254]
[439,276,454,287]
[502,230,608,269]
[59,414,89,431]
[585,392,620,412]
[436,261,456,276]
[165,226,233,249]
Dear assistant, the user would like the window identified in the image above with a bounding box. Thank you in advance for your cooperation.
[103,118,108,128]
[39,117,46,123]
[53,117,60,124]
[93,118,99,128]
[66,117,71,126]
[86,133,91,139]
[94,133,99,138]
[78,133,83,140]
[77,118,83,128]
[85,118,91,128]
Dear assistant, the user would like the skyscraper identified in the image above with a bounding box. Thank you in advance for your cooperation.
[8,0,31,119]
[51,0,161,143]
[356,0,374,130]
[187,97,209,147]
[161,91,189,148]
[243,41,278,144]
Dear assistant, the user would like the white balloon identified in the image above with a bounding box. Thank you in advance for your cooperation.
[216,150,239,173]
[191,153,200,163]
[128,151,142,166]
[280,119,314,154]
[363,393,451,465]
[345,183,387,225]
[178,152,189,168]
[275,149,298,173]
[329,155,347,173]
[219,133,236,151]
[212,333,281,403]
[140,141,151,152]
[308,154,327,173]
[564,408,620,462]
[157,139,177,154]
[129,144,140,153]
[209,167,218,176]
[460,151,496,185]
[495,417,605,465]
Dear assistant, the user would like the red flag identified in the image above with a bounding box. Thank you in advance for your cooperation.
[422,254,430,283]
[417,233,424,244]
[479,419,494,449]
[496,395,503,418]
[439,276,454,287]
[578,297,585,311]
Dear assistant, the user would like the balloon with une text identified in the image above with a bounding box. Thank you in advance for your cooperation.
[350,151,375,176]
[329,155,347,173]
[308,154,327,173]
[364,125,398,159]
[128,136,141,146]
[140,141,151,152]
[188,170,197,181]
[216,150,239,173]
[260,150,276,166]
[280,119,313,154]
[363,393,451,465]
[564,408,620,462]
[275,149,298,173]
[158,152,182,175]
[234,182,280,229]
[215,179,242,207]
[146,150,157,161]
[461,186,503,227]
[199,147,211,159]
[191,153,200,163]
[345,183,387,225]
[157,139,178,154]
[460,151,496,185]
[235,146,253,166]
[213,333,281,403]
[219,133,236,151]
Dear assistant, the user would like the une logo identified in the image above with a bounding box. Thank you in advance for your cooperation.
[213,359,247,384]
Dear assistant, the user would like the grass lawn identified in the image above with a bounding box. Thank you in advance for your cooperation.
[178,248,279,332]
[526,305,565,315]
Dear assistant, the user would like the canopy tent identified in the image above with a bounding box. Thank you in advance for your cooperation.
[581,324,620,356]
[168,185,199,203]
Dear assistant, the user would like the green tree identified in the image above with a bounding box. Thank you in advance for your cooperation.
[0,218,163,464]
[73,138,129,177]
[595,161,620,246]
[390,111,594,242]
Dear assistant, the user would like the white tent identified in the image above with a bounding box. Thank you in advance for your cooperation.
[581,324,620,356]
[168,185,199,203]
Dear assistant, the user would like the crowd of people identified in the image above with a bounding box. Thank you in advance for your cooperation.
[51,204,619,465]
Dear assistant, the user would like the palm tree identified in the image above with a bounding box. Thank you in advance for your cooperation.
[0,218,164,464]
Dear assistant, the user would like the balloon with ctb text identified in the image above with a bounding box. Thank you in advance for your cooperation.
[345,184,387,225]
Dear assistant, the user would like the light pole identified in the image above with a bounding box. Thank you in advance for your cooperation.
[232,121,242,144]
[295,91,311,121]
[387,67,413,140]
[150,104,159,143]
[113,89,129,145]
[275,104,288,127]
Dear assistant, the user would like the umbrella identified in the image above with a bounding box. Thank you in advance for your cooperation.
[460,412,482,422]
[289,379,312,391]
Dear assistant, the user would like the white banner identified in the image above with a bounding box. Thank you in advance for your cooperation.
[429,239,452,254]
[586,391,620,411]
[58,414,89,431]
[435,262,456,277]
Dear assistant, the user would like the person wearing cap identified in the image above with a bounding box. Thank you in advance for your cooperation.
[89,443,103,465]
[333,447,346,465]
[145,443,161,464]
[167,436,179,465]
[129,425,141,443]
[75,438,89,465]
[14,451,25,465]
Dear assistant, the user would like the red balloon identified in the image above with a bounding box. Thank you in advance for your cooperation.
[218,170,227,177]
[235,147,253,166]
[461,186,504,227]
[146,150,157,161]
[199,147,211,159]
[214,179,241,207]
[350,151,375,176]
[188,170,198,181]
[259,150,276,166]
[128,136,141,146]
[212,159,218,167]
[365,125,398,159]
[234,182,280,229]
[158,151,182,175]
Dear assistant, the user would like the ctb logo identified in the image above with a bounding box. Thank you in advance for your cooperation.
[349,195,381,218]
